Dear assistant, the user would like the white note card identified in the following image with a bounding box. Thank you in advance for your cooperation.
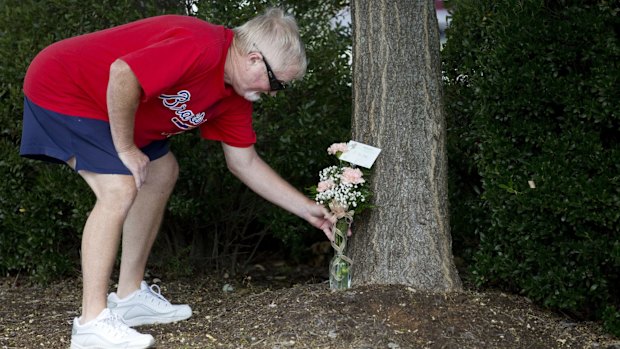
[340,141,382,169]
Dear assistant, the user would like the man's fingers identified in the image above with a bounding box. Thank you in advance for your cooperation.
[140,166,148,187]
[134,172,143,190]
[119,148,149,190]
[324,212,337,224]
[324,226,334,241]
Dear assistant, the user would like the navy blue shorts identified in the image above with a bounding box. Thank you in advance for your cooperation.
[20,97,169,175]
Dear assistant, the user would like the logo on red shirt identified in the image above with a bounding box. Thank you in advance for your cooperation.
[159,90,206,132]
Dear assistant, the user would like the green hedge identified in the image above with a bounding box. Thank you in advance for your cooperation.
[0,0,351,280]
[443,0,619,335]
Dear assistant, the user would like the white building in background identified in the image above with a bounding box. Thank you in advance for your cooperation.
[435,0,450,45]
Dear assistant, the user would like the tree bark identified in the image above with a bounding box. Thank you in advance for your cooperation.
[349,0,461,291]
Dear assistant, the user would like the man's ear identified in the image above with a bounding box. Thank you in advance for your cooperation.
[247,51,262,65]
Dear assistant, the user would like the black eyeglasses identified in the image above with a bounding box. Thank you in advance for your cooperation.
[259,51,287,91]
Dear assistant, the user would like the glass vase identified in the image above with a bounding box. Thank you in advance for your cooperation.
[329,218,352,290]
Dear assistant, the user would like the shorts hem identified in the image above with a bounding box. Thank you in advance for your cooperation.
[20,146,70,165]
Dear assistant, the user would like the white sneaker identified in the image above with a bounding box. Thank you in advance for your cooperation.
[108,281,192,327]
[70,308,155,349]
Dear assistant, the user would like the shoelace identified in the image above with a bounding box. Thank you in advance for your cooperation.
[145,284,172,306]
[95,312,133,337]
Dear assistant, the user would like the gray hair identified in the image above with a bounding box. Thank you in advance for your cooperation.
[233,8,307,80]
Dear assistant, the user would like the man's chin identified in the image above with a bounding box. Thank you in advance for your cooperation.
[243,92,261,102]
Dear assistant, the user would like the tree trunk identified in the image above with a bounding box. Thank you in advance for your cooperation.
[349,0,461,291]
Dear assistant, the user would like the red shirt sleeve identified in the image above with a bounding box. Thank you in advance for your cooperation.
[199,94,256,147]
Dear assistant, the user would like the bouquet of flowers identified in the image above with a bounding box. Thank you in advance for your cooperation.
[310,142,373,289]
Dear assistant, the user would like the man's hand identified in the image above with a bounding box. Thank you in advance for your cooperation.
[118,146,150,189]
[305,202,353,241]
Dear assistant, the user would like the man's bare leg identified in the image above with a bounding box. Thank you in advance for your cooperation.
[115,152,179,298]
[76,168,138,322]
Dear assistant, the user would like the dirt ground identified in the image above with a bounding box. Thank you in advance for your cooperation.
[1,263,619,349]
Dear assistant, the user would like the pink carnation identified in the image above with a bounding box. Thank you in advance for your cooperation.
[341,167,365,185]
[327,142,349,155]
[317,179,336,192]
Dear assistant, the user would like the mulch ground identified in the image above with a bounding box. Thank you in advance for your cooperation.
[1,266,619,349]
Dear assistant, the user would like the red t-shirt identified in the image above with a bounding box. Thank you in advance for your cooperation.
[24,15,256,148]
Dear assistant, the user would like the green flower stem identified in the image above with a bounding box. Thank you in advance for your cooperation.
[334,218,349,246]
[330,218,352,289]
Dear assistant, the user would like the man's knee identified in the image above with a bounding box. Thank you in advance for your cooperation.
[164,154,180,184]
[81,172,139,211]
[148,152,179,189]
